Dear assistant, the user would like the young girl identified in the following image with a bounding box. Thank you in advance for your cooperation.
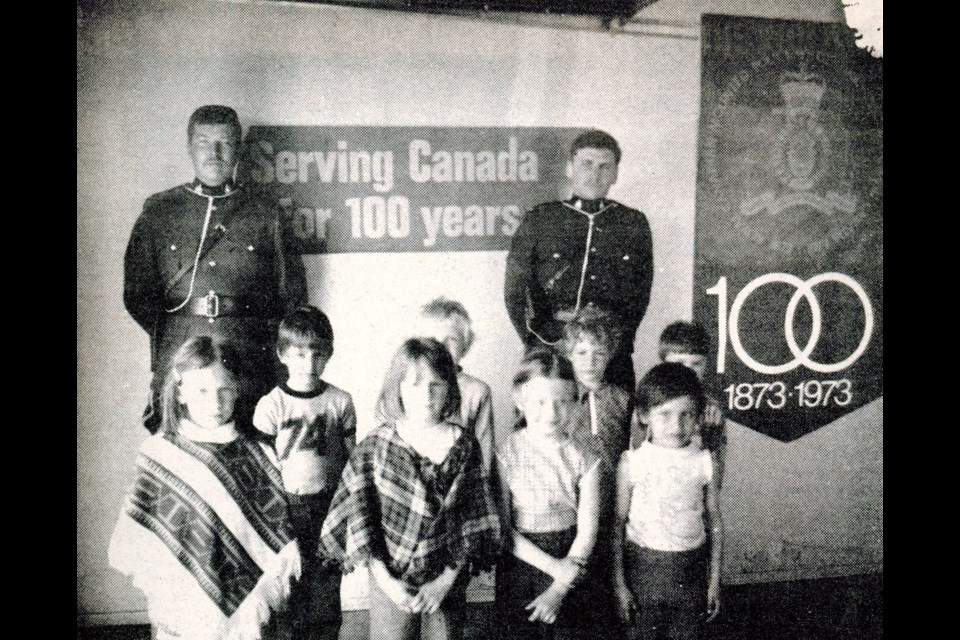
[109,336,301,640]
[412,297,495,475]
[612,363,723,640]
[319,338,501,640]
[495,348,606,640]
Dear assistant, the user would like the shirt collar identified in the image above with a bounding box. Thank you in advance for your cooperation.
[178,419,239,443]
[188,178,238,197]
[565,197,613,215]
[281,381,328,399]
[576,381,607,403]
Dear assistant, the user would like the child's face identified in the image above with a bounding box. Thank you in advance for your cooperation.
[399,360,449,424]
[641,395,701,449]
[178,363,239,430]
[569,336,612,390]
[663,351,708,382]
[279,342,330,389]
[516,376,576,438]
[420,316,469,364]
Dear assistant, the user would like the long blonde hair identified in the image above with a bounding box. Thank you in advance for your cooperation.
[160,336,242,434]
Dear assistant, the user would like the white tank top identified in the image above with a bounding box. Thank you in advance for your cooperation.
[625,441,712,552]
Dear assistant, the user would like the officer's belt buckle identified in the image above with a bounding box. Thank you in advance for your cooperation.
[204,291,220,323]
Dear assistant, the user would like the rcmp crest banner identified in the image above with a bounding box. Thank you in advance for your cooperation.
[694,15,882,441]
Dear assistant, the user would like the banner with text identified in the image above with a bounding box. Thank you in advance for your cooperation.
[239,127,579,253]
[694,15,883,442]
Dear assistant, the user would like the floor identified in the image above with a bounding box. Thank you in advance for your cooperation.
[78,572,882,639]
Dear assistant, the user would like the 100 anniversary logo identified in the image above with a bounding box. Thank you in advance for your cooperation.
[694,16,882,441]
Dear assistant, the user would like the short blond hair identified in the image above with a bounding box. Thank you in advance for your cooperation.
[415,297,475,355]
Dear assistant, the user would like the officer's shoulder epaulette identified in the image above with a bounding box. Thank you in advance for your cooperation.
[527,200,565,215]
[607,199,643,216]
[143,183,192,209]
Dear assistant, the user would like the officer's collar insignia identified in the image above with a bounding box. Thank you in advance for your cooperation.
[563,198,615,216]
[189,179,238,198]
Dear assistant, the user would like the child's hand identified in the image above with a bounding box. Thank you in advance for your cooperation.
[371,560,414,611]
[614,582,636,624]
[706,581,721,622]
[525,581,569,624]
[409,570,457,614]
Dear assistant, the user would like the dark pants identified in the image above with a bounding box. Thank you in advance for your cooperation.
[368,572,468,640]
[625,542,707,640]
[288,492,342,640]
[496,529,606,640]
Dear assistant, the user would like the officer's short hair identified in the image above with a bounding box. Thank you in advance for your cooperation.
[658,321,710,360]
[277,305,334,358]
[563,306,623,355]
[570,129,621,164]
[188,105,242,143]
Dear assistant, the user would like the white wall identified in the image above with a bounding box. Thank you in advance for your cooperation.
[78,0,878,626]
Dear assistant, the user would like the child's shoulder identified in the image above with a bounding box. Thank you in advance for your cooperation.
[601,383,631,402]
[495,428,527,458]
[256,385,285,403]
[567,427,606,467]
[457,371,492,395]
[353,423,397,457]
[597,383,633,413]
[316,380,354,406]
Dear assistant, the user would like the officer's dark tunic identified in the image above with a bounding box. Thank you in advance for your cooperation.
[124,179,307,432]
[504,197,654,391]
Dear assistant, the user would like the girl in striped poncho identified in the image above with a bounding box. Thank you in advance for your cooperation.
[109,337,301,640]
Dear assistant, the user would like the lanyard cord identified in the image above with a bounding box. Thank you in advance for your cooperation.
[573,213,595,314]
[165,194,214,313]
[562,200,614,316]
[527,200,614,347]
[589,391,598,436]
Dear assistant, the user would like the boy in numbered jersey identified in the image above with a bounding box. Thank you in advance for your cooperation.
[254,305,356,640]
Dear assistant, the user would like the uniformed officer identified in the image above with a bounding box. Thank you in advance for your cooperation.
[504,129,654,392]
[124,105,307,433]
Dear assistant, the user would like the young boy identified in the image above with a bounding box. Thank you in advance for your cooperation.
[613,363,722,639]
[563,305,633,637]
[657,321,727,484]
[253,305,356,640]
[412,297,495,474]
[564,305,633,469]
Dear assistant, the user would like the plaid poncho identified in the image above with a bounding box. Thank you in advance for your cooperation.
[109,429,301,640]
[319,422,502,587]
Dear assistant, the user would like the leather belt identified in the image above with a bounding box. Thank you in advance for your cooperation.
[168,291,269,321]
